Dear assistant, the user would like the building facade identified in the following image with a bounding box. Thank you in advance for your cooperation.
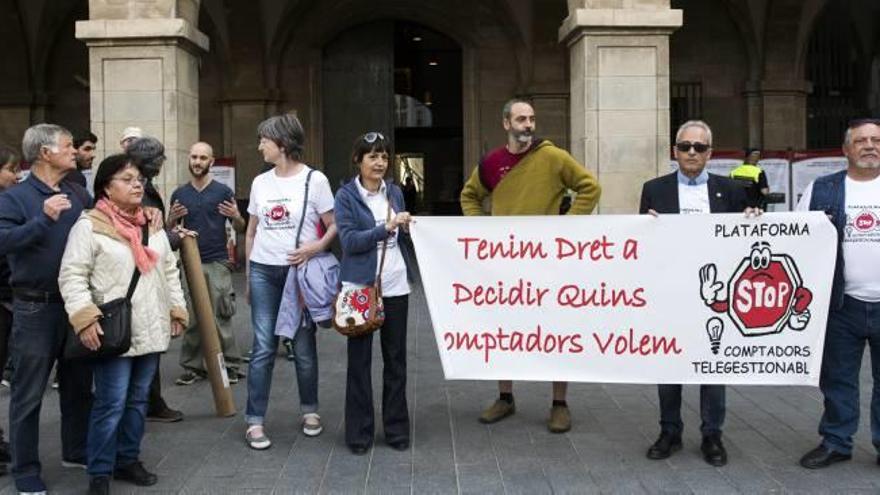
[0,0,878,212]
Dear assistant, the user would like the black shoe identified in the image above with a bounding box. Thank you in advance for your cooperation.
[146,406,184,423]
[388,440,410,451]
[88,476,110,495]
[349,444,370,455]
[113,461,158,486]
[701,434,728,466]
[646,432,682,460]
[799,445,851,469]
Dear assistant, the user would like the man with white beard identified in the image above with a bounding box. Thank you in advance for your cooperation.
[797,118,880,469]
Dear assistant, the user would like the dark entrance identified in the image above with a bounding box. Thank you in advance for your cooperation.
[322,21,463,213]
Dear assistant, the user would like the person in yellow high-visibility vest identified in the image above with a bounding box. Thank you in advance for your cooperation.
[729,148,769,208]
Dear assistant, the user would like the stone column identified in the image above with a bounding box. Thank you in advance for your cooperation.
[76,13,208,200]
[560,1,681,213]
[760,79,810,150]
[744,80,763,149]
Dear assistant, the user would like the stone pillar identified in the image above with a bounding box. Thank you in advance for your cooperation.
[76,13,208,200]
[560,1,682,213]
[760,79,810,150]
[744,80,763,149]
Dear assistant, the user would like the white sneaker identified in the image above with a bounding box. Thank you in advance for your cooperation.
[302,413,323,437]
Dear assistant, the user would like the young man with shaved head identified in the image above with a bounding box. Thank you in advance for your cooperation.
[168,142,247,386]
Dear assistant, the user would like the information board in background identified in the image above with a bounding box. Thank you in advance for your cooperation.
[669,157,792,211]
[790,154,847,207]
[411,213,836,385]
[212,157,237,194]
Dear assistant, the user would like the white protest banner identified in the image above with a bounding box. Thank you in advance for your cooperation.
[410,213,836,386]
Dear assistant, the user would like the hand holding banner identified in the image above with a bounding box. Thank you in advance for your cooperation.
[411,212,836,386]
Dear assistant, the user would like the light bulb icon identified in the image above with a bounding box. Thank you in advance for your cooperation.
[706,317,724,355]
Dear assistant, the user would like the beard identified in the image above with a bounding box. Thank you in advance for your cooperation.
[189,164,210,177]
[510,128,533,144]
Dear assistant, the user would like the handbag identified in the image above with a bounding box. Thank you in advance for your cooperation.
[63,223,148,360]
[333,200,391,338]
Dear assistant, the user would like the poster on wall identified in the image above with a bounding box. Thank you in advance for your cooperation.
[411,213,836,386]
[212,157,237,194]
[790,153,847,207]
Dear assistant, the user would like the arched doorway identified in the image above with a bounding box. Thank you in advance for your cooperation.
[322,20,463,213]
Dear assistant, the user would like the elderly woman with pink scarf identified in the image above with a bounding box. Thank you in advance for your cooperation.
[59,153,187,495]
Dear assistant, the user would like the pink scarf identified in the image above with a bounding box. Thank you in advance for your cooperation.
[95,199,159,274]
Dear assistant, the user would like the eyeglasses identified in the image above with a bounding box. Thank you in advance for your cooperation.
[675,141,711,153]
[363,132,385,144]
[112,176,147,187]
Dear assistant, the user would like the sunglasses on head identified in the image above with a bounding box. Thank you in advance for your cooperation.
[675,141,711,153]
[848,118,880,128]
[363,132,385,144]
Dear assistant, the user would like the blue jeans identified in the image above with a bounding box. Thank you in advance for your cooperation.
[657,384,725,436]
[246,262,318,425]
[9,300,93,488]
[819,295,880,454]
[88,353,159,476]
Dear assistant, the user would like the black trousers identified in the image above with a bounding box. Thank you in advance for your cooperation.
[147,356,168,414]
[345,295,409,448]
[658,384,725,436]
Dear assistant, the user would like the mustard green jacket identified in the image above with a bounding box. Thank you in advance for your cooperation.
[459,139,601,216]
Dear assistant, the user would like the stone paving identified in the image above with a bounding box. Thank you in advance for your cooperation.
[0,274,879,494]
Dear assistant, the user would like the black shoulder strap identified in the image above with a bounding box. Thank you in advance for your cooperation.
[295,169,315,249]
[125,223,149,300]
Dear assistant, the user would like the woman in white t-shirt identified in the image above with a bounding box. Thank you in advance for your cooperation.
[334,133,417,454]
[243,114,337,450]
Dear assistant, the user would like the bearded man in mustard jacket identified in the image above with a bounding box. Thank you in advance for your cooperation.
[460,98,601,433]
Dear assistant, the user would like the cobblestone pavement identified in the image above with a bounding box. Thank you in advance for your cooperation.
[0,273,878,494]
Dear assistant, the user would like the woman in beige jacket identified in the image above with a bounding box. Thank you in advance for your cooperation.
[59,154,187,495]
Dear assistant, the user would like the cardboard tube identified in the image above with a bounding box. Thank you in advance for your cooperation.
[180,236,236,417]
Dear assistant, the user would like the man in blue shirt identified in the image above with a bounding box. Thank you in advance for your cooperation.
[0,124,94,494]
[168,142,246,385]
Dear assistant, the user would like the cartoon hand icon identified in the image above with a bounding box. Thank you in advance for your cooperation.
[788,309,811,331]
[699,264,723,306]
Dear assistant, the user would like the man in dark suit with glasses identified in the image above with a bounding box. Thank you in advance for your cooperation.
[639,120,751,467]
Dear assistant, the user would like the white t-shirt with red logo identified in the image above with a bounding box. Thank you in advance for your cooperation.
[247,166,335,266]
[798,175,880,302]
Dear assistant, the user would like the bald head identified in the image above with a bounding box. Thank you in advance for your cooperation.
[188,141,215,178]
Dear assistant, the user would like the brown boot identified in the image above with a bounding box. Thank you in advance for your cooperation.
[547,404,571,433]
[479,398,515,424]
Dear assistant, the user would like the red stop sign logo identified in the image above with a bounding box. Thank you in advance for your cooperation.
[269,205,287,221]
[727,255,802,336]
[855,212,876,232]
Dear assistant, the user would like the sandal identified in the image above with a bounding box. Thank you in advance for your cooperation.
[246,426,271,450]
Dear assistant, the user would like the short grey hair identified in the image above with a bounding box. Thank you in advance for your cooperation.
[257,114,305,161]
[675,120,713,146]
[502,98,533,121]
[22,124,72,163]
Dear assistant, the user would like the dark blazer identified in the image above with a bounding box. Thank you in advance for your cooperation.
[639,172,747,215]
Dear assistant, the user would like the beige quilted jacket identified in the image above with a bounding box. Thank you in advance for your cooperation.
[59,209,188,357]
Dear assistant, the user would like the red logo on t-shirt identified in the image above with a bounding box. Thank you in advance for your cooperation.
[268,204,289,221]
[854,211,877,232]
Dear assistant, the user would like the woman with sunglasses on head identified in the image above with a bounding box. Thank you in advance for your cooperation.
[244,114,337,449]
[58,154,188,494]
[335,132,417,454]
